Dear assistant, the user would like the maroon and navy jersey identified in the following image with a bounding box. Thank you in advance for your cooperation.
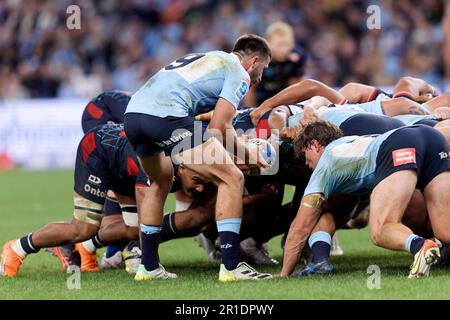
[74,123,146,204]
[81,91,131,133]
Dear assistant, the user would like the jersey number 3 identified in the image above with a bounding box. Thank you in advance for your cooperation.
[165,53,205,70]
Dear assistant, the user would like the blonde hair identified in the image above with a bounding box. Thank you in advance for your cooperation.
[265,22,294,43]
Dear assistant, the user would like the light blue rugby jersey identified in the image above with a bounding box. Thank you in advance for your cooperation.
[287,105,366,128]
[304,128,400,198]
[347,100,384,115]
[125,51,250,118]
[393,114,437,125]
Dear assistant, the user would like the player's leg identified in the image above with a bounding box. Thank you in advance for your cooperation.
[134,152,175,279]
[423,172,450,245]
[175,137,272,281]
[0,193,101,277]
[369,170,418,251]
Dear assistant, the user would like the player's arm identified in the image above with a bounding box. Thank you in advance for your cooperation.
[381,97,430,116]
[305,96,332,110]
[392,76,437,101]
[281,193,324,276]
[194,110,214,121]
[251,79,345,126]
[209,98,268,169]
[339,82,376,103]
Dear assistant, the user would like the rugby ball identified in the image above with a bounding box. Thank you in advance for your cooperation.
[248,138,277,165]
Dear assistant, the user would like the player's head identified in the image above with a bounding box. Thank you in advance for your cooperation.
[178,165,209,197]
[266,21,294,62]
[293,120,343,169]
[232,34,271,86]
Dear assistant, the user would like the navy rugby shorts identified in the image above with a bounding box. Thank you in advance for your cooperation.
[374,125,450,191]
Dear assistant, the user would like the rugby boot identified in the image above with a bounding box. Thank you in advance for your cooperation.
[292,259,334,277]
[218,262,272,282]
[409,239,440,278]
[0,240,23,277]
[75,243,99,272]
[134,263,177,281]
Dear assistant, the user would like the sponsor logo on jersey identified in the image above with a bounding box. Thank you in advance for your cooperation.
[84,183,106,198]
[236,80,249,100]
[88,174,102,185]
[392,148,416,166]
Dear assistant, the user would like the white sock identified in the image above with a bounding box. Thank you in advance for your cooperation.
[81,239,97,253]
[11,239,27,259]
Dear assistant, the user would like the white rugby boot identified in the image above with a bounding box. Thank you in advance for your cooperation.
[219,262,272,282]
[408,239,440,278]
[134,263,177,281]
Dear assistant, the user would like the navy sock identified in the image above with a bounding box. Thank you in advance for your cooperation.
[311,242,331,263]
[159,213,178,243]
[105,245,122,258]
[140,224,161,271]
[217,218,242,271]
[19,234,39,254]
[91,234,104,249]
[405,234,425,255]
[308,231,332,264]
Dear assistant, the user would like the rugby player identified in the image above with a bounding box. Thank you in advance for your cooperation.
[281,121,450,278]
[124,34,273,282]
[0,123,146,277]
[81,91,131,134]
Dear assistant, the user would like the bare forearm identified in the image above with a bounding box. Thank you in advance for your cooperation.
[262,79,343,109]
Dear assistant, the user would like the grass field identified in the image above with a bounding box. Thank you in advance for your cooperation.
[1,170,450,300]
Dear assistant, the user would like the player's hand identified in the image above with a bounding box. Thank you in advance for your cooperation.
[247,141,271,169]
[272,273,287,278]
[434,107,450,120]
[414,93,434,103]
[300,105,318,126]
[250,105,270,127]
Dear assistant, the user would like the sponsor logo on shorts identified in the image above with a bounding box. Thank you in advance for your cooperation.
[84,184,106,198]
[392,148,416,166]
[155,130,193,148]
[88,174,102,185]
[438,151,450,160]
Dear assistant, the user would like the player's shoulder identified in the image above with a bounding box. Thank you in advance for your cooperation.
[207,51,248,75]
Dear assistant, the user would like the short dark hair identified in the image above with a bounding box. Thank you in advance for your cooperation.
[293,120,343,158]
[232,34,272,59]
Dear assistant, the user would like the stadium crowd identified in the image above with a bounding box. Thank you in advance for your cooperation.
[0,0,449,100]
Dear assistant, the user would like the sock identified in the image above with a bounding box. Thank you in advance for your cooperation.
[14,234,39,258]
[405,234,425,255]
[159,213,178,243]
[217,218,242,271]
[82,235,104,253]
[308,231,332,263]
[105,245,123,258]
[140,224,161,271]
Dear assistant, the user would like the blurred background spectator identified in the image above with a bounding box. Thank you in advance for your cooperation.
[0,0,448,99]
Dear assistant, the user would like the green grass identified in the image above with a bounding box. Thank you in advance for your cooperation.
[0,170,450,299]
